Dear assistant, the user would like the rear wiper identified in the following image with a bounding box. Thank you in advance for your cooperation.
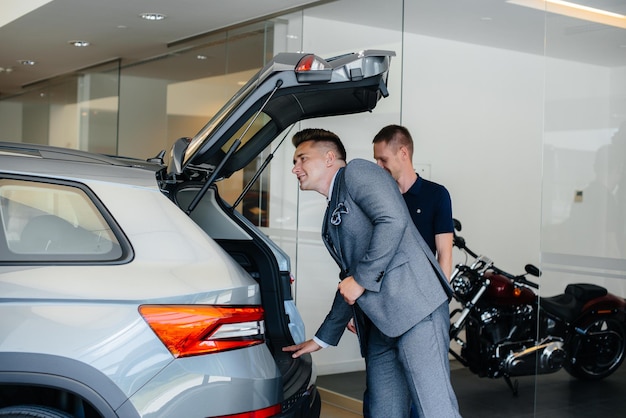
[186,78,284,216]
[231,123,295,210]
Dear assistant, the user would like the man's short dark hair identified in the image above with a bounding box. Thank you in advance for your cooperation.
[292,128,347,161]
[373,124,414,159]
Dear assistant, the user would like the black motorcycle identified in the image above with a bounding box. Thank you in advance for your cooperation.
[448,219,626,394]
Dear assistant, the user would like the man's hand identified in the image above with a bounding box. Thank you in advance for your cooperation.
[346,318,357,334]
[282,339,322,358]
[338,276,365,305]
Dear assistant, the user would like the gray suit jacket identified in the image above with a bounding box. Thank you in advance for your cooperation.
[315,159,453,349]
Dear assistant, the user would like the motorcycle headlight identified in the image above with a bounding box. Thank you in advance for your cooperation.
[451,273,474,300]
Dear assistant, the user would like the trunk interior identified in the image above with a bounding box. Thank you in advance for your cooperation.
[174,185,313,403]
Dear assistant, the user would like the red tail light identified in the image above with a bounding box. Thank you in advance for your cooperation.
[295,54,332,82]
[213,403,281,418]
[139,305,265,357]
[295,54,330,72]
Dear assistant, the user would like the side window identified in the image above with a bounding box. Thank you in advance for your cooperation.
[0,178,126,262]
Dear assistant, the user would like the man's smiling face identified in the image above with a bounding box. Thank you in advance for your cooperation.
[292,140,330,195]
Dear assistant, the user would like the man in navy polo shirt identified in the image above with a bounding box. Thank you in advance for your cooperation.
[372,124,454,278]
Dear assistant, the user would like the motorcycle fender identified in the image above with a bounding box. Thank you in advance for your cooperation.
[576,294,626,324]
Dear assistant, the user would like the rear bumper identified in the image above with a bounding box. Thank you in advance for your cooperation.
[279,384,321,418]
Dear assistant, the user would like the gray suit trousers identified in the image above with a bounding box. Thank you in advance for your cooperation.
[365,301,462,417]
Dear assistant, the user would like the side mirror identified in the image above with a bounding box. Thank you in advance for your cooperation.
[525,264,542,277]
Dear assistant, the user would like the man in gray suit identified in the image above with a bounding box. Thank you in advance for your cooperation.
[283,128,461,417]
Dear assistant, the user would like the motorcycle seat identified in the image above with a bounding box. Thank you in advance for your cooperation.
[540,284,607,323]
[564,283,607,301]
[540,294,580,323]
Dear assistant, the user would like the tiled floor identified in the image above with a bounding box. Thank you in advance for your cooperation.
[317,361,626,417]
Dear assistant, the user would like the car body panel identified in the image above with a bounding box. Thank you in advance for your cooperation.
[125,346,281,417]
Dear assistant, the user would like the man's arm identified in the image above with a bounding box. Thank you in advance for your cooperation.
[435,232,453,279]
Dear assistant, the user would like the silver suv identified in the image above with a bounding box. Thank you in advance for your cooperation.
[0,50,393,418]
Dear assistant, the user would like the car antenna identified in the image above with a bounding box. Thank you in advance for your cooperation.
[231,123,295,211]
[186,79,284,216]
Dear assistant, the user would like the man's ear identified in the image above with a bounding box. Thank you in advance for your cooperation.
[399,146,410,160]
[325,150,336,165]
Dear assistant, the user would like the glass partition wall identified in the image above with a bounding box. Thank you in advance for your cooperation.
[1,1,625,415]
[541,3,626,291]
[0,23,274,159]
[0,22,276,223]
[0,59,121,154]
[295,1,626,415]
[538,0,626,415]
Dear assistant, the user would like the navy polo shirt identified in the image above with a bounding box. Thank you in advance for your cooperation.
[402,176,453,255]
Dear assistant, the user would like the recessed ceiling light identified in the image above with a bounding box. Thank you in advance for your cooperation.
[68,40,90,47]
[140,12,167,21]
[17,60,36,66]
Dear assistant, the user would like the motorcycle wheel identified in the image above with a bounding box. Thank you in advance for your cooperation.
[564,317,626,380]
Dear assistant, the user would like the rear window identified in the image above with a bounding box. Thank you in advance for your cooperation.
[0,177,128,263]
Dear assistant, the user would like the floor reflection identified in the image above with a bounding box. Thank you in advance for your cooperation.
[317,361,626,417]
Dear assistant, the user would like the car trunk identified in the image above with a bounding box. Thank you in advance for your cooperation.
[173,185,313,406]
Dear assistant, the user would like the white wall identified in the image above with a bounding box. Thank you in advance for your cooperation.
[281,6,626,376]
[117,76,169,158]
[48,102,78,149]
[404,34,545,276]
[0,101,22,141]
